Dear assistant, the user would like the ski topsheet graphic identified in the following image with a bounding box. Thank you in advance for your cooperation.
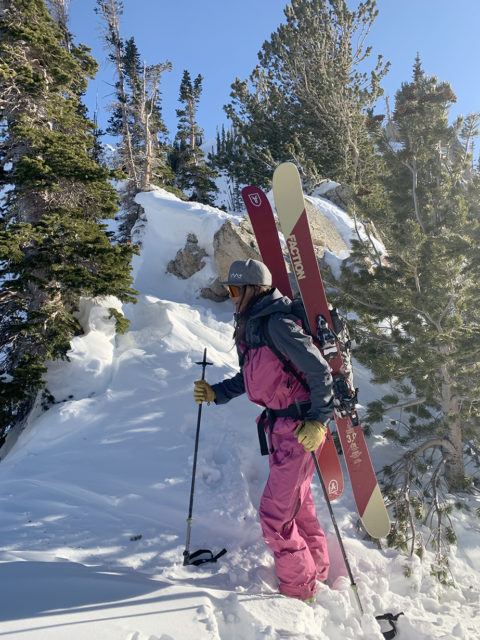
[242,186,344,502]
[271,163,390,539]
[242,187,293,297]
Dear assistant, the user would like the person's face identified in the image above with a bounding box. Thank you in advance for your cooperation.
[226,284,252,312]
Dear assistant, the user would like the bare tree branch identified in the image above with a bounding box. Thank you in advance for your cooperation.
[382,396,427,414]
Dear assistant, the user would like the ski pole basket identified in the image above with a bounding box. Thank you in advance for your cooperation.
[375,612,404,639]
[183,546,227,567]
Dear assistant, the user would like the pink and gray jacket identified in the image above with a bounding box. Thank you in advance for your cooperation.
[212,289,334,426]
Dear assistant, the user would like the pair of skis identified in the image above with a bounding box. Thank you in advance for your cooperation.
[242,163,390,540]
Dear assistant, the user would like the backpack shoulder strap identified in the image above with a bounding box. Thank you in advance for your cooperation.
[261,314,310,392]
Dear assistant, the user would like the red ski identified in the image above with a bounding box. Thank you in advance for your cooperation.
[242,185,344,502]
[272,163,390,539]
[243,186,292,295]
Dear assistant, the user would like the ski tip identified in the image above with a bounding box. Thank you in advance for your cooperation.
[242,185,269,211]
[274,161,297,172]
[273,162,298,180]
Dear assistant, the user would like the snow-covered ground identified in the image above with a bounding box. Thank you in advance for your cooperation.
[0,188,479,639]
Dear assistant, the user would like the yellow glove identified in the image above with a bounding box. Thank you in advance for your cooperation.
[193,379,216,404]
[294,420,327,452]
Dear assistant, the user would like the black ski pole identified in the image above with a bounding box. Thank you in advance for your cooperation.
[311,451,364,615]
[183,348,226,567]
[311,452,403,639]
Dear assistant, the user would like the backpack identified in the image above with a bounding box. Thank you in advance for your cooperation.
[261,297,358,423]
[262,297,353,384]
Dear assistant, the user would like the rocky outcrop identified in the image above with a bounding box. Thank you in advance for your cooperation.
[304,199,348,257]
[167,233,207,279]
[213,219,260,281]
[320,184,354,212]
[165,196,351,300]
[201,218,262,301]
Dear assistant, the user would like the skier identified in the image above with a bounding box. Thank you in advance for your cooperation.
[193,258,335,602]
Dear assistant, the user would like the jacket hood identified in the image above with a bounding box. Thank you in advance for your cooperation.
[249,288,293,318]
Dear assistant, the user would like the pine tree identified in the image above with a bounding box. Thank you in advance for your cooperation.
[95,3,174,236]
[338,57,480,576]
[208,124,245,210]
[47,0,72,50]
[171,70,217,205]
[120,37,173,192]
[95,0,138,188]
[0,0,138,438]
[223,0,388,190]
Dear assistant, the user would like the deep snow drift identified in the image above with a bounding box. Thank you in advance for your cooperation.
[0,187,479,639]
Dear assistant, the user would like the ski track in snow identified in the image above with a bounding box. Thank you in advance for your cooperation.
[0,187,479,639]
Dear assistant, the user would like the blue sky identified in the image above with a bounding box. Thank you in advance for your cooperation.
[69,0,480,143]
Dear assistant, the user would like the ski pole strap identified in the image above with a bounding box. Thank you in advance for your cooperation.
[184,547,227,566]
[375,612,404,639]
[257,402,311,455]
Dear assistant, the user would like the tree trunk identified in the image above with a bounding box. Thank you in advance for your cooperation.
[99,0,138,188]
[441,361,466,490]
[140,61,151,191]
[115,35,138,188]
[47,0,72,50]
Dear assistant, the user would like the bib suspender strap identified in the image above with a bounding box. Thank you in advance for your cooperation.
[261,316,310,393]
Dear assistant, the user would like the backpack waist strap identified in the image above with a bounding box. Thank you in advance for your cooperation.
[257,401,311,455]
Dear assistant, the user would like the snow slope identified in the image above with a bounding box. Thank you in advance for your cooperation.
[0,188,479,640]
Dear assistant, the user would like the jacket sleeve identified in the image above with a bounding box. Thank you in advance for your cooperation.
[268,314,335,424]
[211,370,245,405]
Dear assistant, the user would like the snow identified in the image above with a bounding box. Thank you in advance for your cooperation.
[312,180,341,196]
[306,194,385,259]
[264,187,385,280]
[0,187,479,639]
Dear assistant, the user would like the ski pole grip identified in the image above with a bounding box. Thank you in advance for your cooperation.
[196,347,213,380]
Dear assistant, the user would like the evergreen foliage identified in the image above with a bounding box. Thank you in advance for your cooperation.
[47,0,72,50]
[170,70,217,205]
[95,0,138,185]
[208,124,245,210]
[0,0,138,438]
[220,0,388,190]
[338,57,480,576]
[108,34,174,190]
[95,0,175,241]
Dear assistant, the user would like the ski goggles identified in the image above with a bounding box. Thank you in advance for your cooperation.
[226,284,243,297]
